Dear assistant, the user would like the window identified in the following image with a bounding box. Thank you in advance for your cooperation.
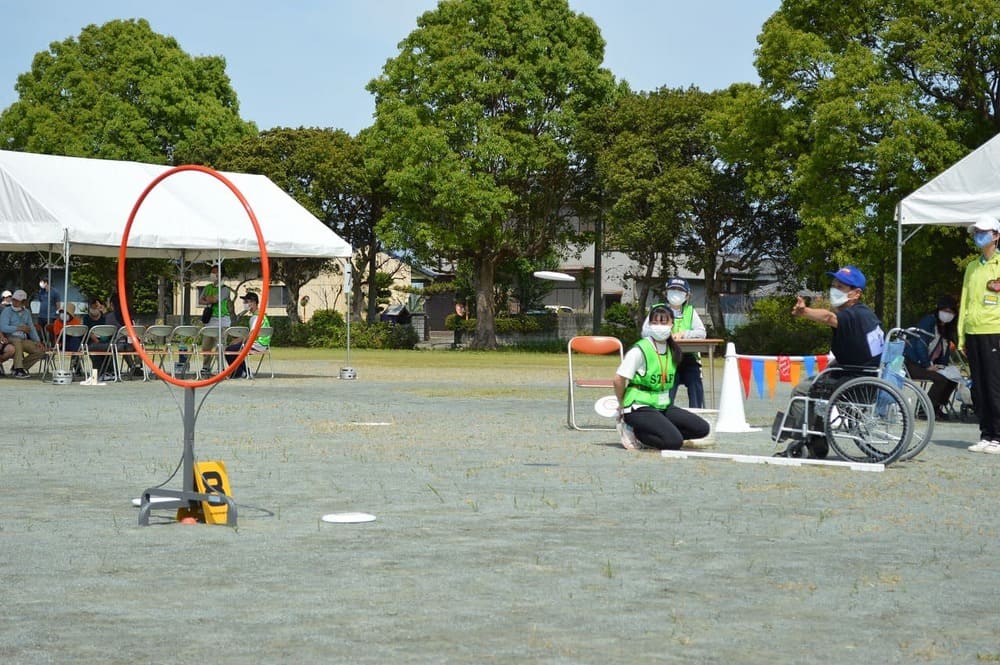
[268,285,290,308]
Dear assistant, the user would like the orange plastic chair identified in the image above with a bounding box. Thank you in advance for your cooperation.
[567,335,624,430]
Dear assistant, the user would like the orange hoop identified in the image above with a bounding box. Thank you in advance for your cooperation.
[117,165,270,388]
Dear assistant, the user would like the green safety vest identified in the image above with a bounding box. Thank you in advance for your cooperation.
[255,314,271,347]
[673,303,695,333]
[623,338,675,409]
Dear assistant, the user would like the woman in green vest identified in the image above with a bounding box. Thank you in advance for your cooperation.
[613,304,710,450]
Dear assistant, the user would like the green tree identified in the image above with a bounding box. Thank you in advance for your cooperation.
[0,18,256,314]
[366,0,616,348]
[748,0,1000,321]
[595,86,798,331]
[0,18,255,165]
[220,127,393,324]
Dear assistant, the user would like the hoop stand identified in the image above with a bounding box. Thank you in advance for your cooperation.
[137,387,238,526]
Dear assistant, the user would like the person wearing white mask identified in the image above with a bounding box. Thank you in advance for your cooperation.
[959,214,1000,453]
[0,289,47,378]
[776,265,884,458]
[902,295,959,420]
[662,277,707,408]
[612,303,710,451]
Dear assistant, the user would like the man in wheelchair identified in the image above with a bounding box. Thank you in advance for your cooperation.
[775,265,885,458]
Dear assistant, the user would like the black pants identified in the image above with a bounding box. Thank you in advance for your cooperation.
[965,333,1000,441]
[903,358,955,410]
[623,404,710,450]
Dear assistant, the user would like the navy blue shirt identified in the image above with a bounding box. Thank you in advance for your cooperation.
[832,303,883,367]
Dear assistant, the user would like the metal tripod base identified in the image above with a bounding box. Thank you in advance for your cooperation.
[136,488,238,526]
[137,386,238,527]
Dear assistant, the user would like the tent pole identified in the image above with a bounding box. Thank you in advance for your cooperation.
[896,202,903,329]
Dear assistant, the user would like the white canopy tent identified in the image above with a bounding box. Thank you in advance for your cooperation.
[0,150,356,376]
[896,132,1000,324]
[0,149,352,260]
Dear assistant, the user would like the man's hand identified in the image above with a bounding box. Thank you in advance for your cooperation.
[791,296,807,317]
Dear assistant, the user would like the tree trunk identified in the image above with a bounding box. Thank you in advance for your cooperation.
[703,261,726,334]
[473,257,497,349]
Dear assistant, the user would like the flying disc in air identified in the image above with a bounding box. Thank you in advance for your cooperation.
[321,512,377,524]
[532,270,575,282]
[594,395,619,418]
[131,496,177,507]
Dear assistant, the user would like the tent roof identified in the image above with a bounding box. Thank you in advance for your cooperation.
[0,150,352,259]
[898,132,1000,227]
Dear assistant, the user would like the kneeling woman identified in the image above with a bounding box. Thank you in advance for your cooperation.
[613,304,710,450]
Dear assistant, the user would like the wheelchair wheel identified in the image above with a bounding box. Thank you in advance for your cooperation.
[897,378,934,461]
[824,377,912,465]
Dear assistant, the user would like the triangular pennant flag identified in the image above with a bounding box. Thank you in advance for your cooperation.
[817,354,829,372]
[789,361,801,386]
[738,356,752,397]
[752,358,765,399]
[765,359,778,398]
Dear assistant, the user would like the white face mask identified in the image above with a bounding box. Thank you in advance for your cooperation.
[648,324,672,341]
[666,291,687,307]
[39,281,46,289]
[938,310,955,324]
[829,287,850,308]
[10,305,23,312]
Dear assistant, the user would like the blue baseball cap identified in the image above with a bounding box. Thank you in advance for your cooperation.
[665,277,690,293]
[827,265,866,290]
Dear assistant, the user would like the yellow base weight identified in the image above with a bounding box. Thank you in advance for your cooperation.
[194,460,233,525]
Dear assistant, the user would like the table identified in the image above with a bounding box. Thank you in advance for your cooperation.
[676,338,725,409]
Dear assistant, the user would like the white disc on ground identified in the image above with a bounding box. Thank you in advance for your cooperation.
[131,496,177,507]
[321,512,377,524]
[532,270,575,282]
[594,394,619,418]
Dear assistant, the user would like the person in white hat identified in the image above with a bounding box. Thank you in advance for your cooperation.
[1,289,12,310]
[0,289,47,378]
[959,214,1000,454]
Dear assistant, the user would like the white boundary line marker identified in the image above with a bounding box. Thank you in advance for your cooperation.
[660,449,885,473]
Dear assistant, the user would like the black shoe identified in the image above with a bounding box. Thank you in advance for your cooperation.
[934,407,950,421]
[775,440,807,458]
[13,368,29,379]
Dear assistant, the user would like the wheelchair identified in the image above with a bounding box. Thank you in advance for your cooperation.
[771,329,928,465]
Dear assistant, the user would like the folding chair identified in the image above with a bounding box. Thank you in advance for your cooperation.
[196,325,229,377]
[219,326,250,378]
[111,325,145,381]
[41,324,89,382]
[567,335,624,430]
[247,326,274,379]
[83,324,120,381]
[142,325,174,378]
[168,325,200,378]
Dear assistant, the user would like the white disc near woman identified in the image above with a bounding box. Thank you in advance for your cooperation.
[594,395,619,418]
[321,512,377,524]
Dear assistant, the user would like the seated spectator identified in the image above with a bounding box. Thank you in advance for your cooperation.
[0,330,15,375]
[0,289,47,378]
[81,297,116,380]
[903,295,959,420]
[225,292,270,378]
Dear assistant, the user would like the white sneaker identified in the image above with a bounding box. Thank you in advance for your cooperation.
[617,421,643,450]
[968,439,995,452]
[982,442,1000,455]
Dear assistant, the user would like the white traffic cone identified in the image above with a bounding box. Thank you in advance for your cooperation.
[715,342,759,433]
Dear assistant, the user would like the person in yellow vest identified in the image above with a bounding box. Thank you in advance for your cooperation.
[612,303,710,450]
[959,214,1000,454]
[225,291,270,378]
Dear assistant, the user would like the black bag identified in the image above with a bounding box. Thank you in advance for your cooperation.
[201,305,213,324]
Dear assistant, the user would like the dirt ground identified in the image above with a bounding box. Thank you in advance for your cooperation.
[1,353,998,664]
